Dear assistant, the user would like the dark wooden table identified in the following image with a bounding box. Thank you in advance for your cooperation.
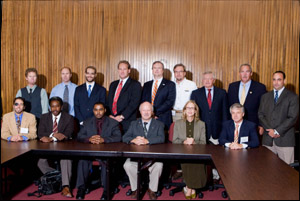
[1,140,299,200]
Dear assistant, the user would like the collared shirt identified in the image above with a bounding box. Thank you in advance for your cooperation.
[142,118,152,137]
[205,86,214,101]
[16,85,49,114]
[50,82,77,116]
[151,77,163,96]
[7,113,27,141]
[173,78,198,110]
[114,76,129,97]
[239,80,252,103]
[86,81,95,92]
[273,87,285,99]
[49,113,62,142]
[225,120,248,149]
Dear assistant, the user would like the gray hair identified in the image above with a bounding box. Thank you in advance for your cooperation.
[230,103,245,114]
[203,71,215,79]
[239,63,252,73]
[139,101,154,112]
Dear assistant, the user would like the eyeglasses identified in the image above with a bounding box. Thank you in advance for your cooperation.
[14,103,24,106]
[186,107,195,110]
[174,71,185,74]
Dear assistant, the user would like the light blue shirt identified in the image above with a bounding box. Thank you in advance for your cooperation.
[205,86,214,101]
[50,82,77,116]
[239,80,252,103]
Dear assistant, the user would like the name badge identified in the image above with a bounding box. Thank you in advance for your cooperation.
[20,127,29,134]
[171,110,176,116]
[184,90,190,92]
[240,136,248,143]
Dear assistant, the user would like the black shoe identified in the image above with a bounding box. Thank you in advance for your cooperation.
[76,188,86,200]
[100,190,108,200]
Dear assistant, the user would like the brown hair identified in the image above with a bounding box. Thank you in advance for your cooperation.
[25,68,38,77]
[61,67,72,74]
[182,100,200,121]
[85,66,97,74]
[118,60,131,69]
[173,63,186,72]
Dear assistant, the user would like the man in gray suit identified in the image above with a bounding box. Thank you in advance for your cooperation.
[76,102,122,200]
[123,101,165,200]
[258,71,299,164]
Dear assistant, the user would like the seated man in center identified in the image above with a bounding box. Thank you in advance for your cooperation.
[76,102,122,200]
[123,101,165,200]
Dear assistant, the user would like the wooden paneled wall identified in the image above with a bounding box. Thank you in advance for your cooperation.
[1,0,299,115]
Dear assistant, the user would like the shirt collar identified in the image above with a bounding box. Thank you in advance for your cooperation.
[273,86,285,94]
[234,120,243,127]
[120,76,129,83]
[154,77,163,82]
[240,80,252,87]
[205,86,214,92]
[176,78,186,85]
[52,112,62,121]
[26,85,37,91]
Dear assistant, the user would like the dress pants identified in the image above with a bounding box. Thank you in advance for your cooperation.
[37,159,72,186]
[264,141,294,164]
[123,158,163,192]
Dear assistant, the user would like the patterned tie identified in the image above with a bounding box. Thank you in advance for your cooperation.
[234,124,239,143]
[143,122,148,137]
[63,85,69,113]
[207,89,212,110]
[240,84,246,105]
[151,80,158,105]
[112,81,123,115]
[274,90,279,104]
[88,85,92,98]
[16,116,21,133]
[53,117,58,134]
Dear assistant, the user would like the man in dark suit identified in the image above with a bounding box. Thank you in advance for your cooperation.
[141,61,176,129]
[74,66,106,125]
[76,102,122,200]
[228,63,267,135]
[191,71,229,144]
[123,102,165,200]
[107,60,142,133]
[219,103,259,149]
[37,96,74,198]
[258,71,299,164]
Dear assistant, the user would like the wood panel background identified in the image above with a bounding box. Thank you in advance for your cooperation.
[1,0,299,115]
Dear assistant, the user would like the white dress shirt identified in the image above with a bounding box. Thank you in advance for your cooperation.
[151,77,163,96]
[86,81,95,92]
[173,78,198,111]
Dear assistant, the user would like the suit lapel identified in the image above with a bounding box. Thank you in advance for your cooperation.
[155,79,166,100]
[9,112,18,135]
[200,88,210,111]
[244,81,254,106]
[57,112,65,132]
[211,87,219,110]
[275,88,287,106]
[119,78,131,97]
[229,121,235,141]
[138,119,146,137]
[239,121,247,139]
[90,117,98,134]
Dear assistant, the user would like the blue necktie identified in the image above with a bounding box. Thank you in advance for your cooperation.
[274,90,279,104]
[88,85,92,98]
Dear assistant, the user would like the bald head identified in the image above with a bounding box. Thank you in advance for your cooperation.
[139,102,153,122]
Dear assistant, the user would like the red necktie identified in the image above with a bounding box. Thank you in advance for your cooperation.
[53,117,58,134]
[112,81,123,115]
[207,89,212,110]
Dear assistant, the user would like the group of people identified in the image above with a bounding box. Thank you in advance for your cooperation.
[1,61,299,200]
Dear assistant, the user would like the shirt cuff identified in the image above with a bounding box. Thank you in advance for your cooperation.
[49,133,58,142]
[22,136,28,141]
[274,129,280,135]
[7,136,12,141]
[225,143,231,148]
[241,144,248,149]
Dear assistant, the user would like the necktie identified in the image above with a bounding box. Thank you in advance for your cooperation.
[97,119,103,136]
[143,122,148,137]
[240,84,246,105]
[88,85,92,98]
[112,81,123,115]
[53,117,58,134]
[16,116,21,133]
[29,88,33,98]
[63,85,69,113]
[207,89,212,110]
[274,90,279,104]
[151,80,158,105]
[234,124,239,143]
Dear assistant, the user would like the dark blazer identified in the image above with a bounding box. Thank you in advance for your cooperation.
[74,83,106,123]
[38,111,74,139]
[228,80,266,125]
[107,78,142,132]
[122,118,165,145]
[218,120,259,148]
[258,88,299,147]
[141,79,176,129]
[191,86,229,140]
[77,116,122,143]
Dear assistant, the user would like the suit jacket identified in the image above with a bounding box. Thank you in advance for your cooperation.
[1,111,37,140]
[77,116,122,143]
[258,88,299,147]
[228,80,266,125]
[172,119,206,145]
[74,83,106,123]
[218,120,259,148]
[141,79,176,129]
[38,111,74,139]
[122,118,165,145]
[107,78,142,132]
[191,86,229,140]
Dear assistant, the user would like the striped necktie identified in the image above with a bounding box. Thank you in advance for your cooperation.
[16,116,21,133]
[151,80,158,105]
[88,85,92,98]
[143,122,148,137]
[274,90,279,104]
[53,117,58,134]
[112,81,123,115]
[234,124,239,143]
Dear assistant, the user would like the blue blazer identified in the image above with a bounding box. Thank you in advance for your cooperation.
[228,80,266,125]
[191,86,229,140]
[141,79,176,129]
[74,83,106,123]
[218,120,259,148]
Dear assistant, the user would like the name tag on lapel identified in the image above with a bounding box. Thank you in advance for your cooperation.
[240,136,248,143]
[20,127,29,134]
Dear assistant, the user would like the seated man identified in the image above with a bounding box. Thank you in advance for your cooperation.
[1,97,37,141]
[37,96,74,198]
[123,102,165,200]
[76,102,122,200]
[219,103,259,149]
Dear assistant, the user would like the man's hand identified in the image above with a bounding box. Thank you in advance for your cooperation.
[131,136,149,145]
[229,142,243,150]
[183,138,195,145]
[114,115,124,122]
[258,126,264,135]
[40,136,53,143]
[53,133,67,141]
[89,135,104,144]
[11,135,23,142]
[266,129,276,138]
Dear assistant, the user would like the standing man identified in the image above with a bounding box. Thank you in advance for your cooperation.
[141,61,176,129]
[107,60,142,133]
[74,66,106,125]
[258,71,299,164]
[37,97,74,198]
[172,64,197,122]
[228,63,267,135]
[191,71,229,144]
[16,68,49,123]
[50,67,77,117]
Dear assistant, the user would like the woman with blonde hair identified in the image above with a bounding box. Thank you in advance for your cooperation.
[172,100,207,199]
